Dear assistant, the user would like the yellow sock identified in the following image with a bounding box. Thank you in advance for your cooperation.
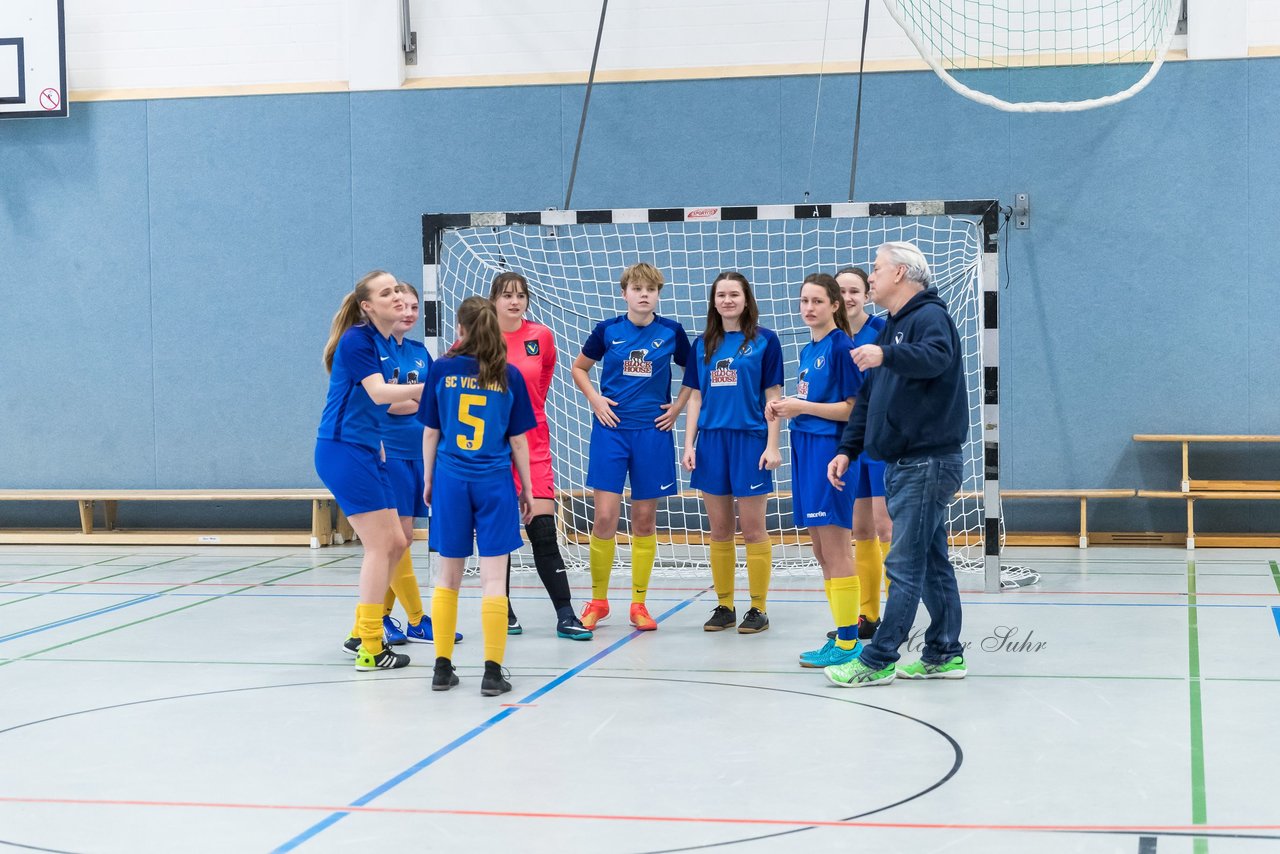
[431,587,459,660]
[854,540,883,622]
[355,602,384,656]
[746,540,771,612]
[389,550,425,625]
[709,540,735,608]
[589,534,615,600]
[880,539,892,593]
[382,584,397,618]
[481,595,509,664]
[823,578,835,625]
[830,575,861,650]
[631,533,656,604]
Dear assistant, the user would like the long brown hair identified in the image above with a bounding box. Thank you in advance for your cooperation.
[489,271,530,303]
[323,270,393,373]
[702,271,759,364]
[802,272,851,336]
[452,296,509,392]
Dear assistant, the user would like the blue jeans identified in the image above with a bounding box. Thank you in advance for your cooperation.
[859,452,965,670]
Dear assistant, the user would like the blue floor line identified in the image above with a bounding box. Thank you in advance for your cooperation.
[1273,606,1280,638]
[269,591,706,853]
[0,593,165,644]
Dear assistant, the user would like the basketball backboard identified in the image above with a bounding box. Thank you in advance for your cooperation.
[1,0,66,119]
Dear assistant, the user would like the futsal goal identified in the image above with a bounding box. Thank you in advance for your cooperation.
[423,201,1005,592]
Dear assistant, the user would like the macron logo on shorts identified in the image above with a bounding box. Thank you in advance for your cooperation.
[806,511,828,519]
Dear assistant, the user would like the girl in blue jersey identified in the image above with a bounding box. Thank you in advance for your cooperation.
[838,266,891,640]
[420,297,536,696]
[341,284,461,654]
[316,271,424,672]
[571,262,692,633]
[766,273,863,669]
[681,272,784,634]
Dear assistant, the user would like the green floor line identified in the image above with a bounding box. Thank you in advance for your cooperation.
[1270,560,1280,595]
[0,557,344,668]
[0,554,193,610]
[1188,559,1208,854]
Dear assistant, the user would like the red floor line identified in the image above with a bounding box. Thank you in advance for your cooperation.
[0,796,1275,834]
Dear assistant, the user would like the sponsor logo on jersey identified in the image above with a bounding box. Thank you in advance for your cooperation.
[406,370,419,384]
[709,357,738,387]
[796,368,809,399]
[389,367,401,384]
[623,348,653,377]
[524,339,540,356]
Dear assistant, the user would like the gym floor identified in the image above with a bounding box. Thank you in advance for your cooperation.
[0,544,1276,853]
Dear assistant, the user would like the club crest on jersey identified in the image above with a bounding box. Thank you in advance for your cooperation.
[815,356,825,369]
[623,349,653,377]
[524,339,540,356]
[651,338,664,350]
[710,358,738,387]
[796,368,809,399]
[414,359,425,368]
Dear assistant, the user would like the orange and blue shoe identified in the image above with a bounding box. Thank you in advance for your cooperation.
[580,599,610,630]
[629,602,658,631]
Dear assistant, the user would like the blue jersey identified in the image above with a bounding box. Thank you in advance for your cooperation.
[381,337,433,460]
[317,325,396,450]
[851,314,886,388]
[418,355,537,481]
[581,314,690,429]
[792,328,859,437]
[682,328,784,433]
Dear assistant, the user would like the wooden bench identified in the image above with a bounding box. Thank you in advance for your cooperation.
[0,489,343,549]
[997,489,1137,548]
[1133,435,1280,548]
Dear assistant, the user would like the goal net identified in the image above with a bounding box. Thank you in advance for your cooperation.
[883,0,1183,111]
[424,202,1003,586]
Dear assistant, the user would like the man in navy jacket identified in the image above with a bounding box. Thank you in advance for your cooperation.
[823,241,968,687]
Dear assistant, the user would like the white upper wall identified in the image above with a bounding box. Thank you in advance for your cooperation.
[55,0,1277,96]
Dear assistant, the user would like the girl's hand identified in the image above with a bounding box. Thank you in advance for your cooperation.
[654,402,679,431]
[519,489,535,524]
[759,447,782,471]
[682,446,697,472]
[769,397,804,420]
[591,395,620,428]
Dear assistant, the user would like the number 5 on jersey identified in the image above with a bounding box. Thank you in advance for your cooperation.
[457,393,486,450]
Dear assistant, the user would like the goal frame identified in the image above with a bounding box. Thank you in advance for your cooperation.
[422,200,1003,593]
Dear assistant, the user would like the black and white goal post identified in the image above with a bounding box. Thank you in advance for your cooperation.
[423,201,1003,592]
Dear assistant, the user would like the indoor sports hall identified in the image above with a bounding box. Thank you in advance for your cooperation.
[1,2,1278,853]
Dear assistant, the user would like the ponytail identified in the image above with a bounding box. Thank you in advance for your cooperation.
[453,296,509,392]
[323,270,393,372]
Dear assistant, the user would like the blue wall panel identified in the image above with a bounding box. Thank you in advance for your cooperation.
[2,57,1278,533]
[146,94,353,487]
[557,77,784,210]
[350,86,566,288]
[0,101,156,489]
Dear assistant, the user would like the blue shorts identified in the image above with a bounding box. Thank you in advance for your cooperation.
[586,423,678,500]
[428,469,523,558]
[386,457,429,518]
[789,431,853,529]
[314,438,396,517]
[854,452,887,499]
[691,429,772,497]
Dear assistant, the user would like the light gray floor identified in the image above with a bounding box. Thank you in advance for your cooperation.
[0,544,1277,853]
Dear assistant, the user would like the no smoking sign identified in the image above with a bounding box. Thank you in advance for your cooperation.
[39,88,60,110]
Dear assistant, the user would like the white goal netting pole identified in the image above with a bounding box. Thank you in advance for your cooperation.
[424,201,1006,592]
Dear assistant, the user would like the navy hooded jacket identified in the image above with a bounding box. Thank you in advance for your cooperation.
[836,287,967,462]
